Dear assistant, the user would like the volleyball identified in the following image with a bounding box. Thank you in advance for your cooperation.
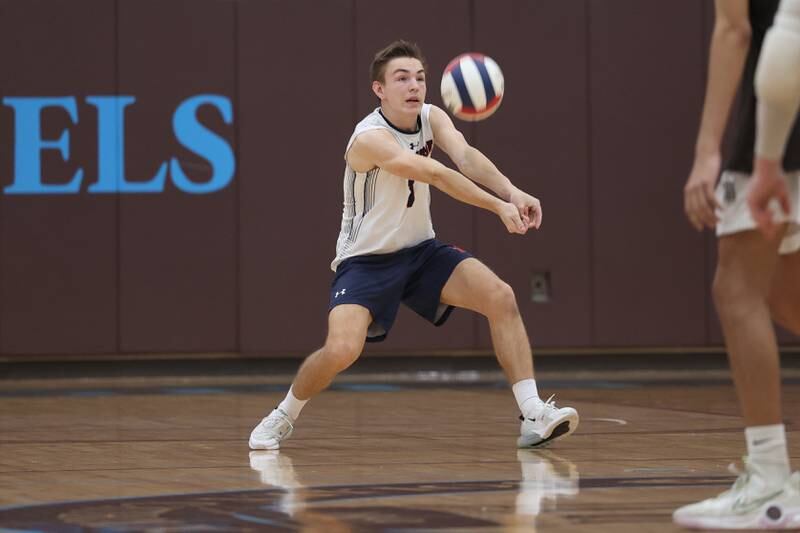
[440,53,504,121]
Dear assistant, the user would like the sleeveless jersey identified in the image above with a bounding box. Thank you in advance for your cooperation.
[726,0,800,173]
[331,104,436,271]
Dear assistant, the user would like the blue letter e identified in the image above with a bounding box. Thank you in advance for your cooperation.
[170,94,235,194]
[3,97,83,194]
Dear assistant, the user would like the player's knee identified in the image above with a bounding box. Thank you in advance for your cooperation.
[485,281,518,319]
[322,338,362,371]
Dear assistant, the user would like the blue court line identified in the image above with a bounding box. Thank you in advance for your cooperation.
[0,378,798,399]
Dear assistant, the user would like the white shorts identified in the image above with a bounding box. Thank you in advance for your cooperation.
[715,170,800,255]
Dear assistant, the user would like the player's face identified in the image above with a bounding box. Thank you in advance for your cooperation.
[376,57,426,114]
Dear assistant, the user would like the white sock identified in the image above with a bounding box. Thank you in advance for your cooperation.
[745,424,791,485]
[277,386,308,421]
[512,378,541,418]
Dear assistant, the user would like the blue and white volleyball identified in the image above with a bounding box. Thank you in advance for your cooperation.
[440,53,504,121]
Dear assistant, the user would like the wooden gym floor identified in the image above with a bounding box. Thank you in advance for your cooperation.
[0,354,799,532]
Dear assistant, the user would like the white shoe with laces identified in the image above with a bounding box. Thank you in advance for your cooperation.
[517,395,579,448]
[249,408,294,450]
[673,459,800,530]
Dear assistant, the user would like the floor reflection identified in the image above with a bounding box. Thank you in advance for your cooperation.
[248,448,579,531]
[249,450,305,518]
[512,449,579,529]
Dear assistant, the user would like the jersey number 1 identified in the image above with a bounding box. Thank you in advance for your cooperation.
[406,180,415,208]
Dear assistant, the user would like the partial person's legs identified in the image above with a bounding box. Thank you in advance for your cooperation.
[440,259,532,382]
[714,229,785,427]
[292,304,372,400]
[249,304,371,450]
[440,258,578,447]
[674,227,800,530]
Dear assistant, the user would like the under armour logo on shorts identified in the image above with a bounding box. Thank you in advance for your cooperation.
[335,289,347,298]
[723,179,736,203]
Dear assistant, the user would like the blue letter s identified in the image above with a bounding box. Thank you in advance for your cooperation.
[170,95,235,194]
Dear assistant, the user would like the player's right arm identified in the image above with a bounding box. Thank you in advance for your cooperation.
[684,0,751,231]
[348,129,527,234]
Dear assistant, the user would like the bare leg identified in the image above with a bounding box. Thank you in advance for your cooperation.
[292,304,372,400]
[440,258,533,383]
[249,304,372,450]
[769,249,800,335]
[714,229,785,426]
[441,258,578,447]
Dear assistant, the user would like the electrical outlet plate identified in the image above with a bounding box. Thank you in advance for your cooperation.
[530,270,551,303]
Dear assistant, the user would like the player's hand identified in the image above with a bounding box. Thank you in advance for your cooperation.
[749,158,790,239]
[684,154,721,231]
[509,188,542,229]
[496,201,528,234]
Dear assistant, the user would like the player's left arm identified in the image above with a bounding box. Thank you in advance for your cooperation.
[429,105,541,229]
[749,0,800,236]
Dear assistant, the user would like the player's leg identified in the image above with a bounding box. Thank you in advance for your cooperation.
[674,228,800,529]
[249,305,371,450]
[292,304,371,399]
[439,257,578,448]
[440,258,532,382]
[769,248,800,335]
[715,229,784,427]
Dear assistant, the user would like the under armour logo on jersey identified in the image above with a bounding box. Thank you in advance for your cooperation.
[409,142,418,150]
[335,288,347,298]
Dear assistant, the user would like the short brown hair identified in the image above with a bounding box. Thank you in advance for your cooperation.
[370,40,427,83]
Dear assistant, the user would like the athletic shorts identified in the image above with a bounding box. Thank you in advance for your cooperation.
[329,239,472,342]
[716,170,800,254]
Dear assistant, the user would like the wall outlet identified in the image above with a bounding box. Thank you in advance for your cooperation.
[530,270,551,303]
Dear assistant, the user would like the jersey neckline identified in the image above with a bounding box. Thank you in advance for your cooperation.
[378,108,422,135]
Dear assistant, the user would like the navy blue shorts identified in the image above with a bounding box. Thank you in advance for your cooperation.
[330,239,473,342]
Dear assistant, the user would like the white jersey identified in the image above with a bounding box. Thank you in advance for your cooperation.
[331,104,436,271]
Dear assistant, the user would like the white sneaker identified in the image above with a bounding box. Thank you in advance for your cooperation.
[517,395,579,448]
[516,450,579,516]
[249,408,294,450]
[673,461,800,530]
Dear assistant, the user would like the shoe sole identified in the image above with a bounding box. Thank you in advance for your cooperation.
[517,413,579,449]
[674,508,800,530]
[249,439,280,450]
[672,502,800,531]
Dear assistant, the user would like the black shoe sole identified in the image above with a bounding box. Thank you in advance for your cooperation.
[520,420,572,449]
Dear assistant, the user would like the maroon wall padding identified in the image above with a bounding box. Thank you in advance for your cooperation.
[238,0,355,355]
[589,0,709,347]
[474,0,592,349]
[117,0,237,352]
[0,0,118,354]
[0,1,795,356]
[355,0,478,354]
[700,0,724,348]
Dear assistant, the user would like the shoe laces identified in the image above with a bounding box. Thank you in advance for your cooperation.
[541,394,557,411]
[263,409,293,431]
[724,461,751,496]
[538,395,559,419]
[519,395,559,422]
[717,457,768,502]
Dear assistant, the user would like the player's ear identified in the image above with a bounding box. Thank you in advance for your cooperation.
[372,80,385,100]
